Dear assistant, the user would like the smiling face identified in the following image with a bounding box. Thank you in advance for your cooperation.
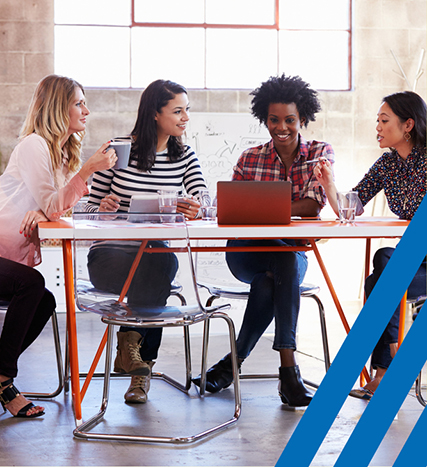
[155,92,190,141]
[266,102,305,154]
[68,86,89,136]
[376,101,413,154]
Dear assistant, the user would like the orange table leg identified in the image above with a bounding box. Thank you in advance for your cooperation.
[310,240,371,383]
[62,239,82,425]
[398,291,407,348]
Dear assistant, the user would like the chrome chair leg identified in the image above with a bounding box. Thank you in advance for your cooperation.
[415,370,426,407]
[22,310,64,399]
[74,314,241,444]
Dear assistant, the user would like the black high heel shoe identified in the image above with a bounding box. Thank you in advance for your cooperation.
[192,354,241,393]
[0,378,45,418]
[278,365,313,407]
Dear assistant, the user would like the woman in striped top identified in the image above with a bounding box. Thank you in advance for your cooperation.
[85,79,207,404]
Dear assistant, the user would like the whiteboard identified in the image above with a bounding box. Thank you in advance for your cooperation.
[185,112,270,189]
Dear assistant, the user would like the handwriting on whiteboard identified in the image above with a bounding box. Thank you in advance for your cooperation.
[185,112,270,188]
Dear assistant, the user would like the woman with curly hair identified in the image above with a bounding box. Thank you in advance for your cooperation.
[193,73,335,407]
[0,74,116,418]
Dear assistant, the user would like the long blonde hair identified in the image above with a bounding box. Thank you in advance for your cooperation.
[20,74,85,173]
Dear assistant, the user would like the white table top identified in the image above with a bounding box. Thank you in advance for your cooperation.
[39,217,409,241]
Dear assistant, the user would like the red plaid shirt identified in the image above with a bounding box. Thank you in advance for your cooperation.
[232,136,334,207]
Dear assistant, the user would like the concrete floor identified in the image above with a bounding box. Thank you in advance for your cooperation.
[0,300,425,467]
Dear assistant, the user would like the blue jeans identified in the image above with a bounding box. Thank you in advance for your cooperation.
[87,242,178,361]
[225,239,308,360]
[365,247,426,369]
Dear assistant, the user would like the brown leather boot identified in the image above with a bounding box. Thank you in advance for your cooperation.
[124,361,155,404]
[114,331,150,375]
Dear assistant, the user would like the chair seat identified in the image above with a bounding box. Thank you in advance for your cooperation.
[198,281,320,298]
[78,298,229,326]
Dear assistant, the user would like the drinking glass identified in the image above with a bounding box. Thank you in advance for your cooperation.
[198,189,217,221]
[336,191,358,224]
[158,190,178,222]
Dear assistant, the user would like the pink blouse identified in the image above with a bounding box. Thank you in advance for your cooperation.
[0,134,89,266]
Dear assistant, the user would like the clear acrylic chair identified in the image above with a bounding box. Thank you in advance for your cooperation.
[195,240,331,394]
[72,212,241,444]
[0,300,64,398]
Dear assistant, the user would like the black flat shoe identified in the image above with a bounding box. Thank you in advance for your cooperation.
[278,365,313,407]
[0,379,45,418]
[192,354,240,393]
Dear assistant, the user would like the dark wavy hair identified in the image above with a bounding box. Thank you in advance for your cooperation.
[130,79,187,171]
[382,91,427,149]
[250,73,321,127]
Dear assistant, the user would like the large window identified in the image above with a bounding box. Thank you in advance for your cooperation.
[54,0,352,90]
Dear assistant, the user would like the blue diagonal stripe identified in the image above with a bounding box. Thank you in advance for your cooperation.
[276,195,427,467]
[394,397,427,466]
[335,302,427,466]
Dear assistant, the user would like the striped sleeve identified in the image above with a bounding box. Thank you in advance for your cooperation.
[86,170,114,212]
[182,146,207,195]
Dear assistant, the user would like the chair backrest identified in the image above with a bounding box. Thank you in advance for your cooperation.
[72,212,206,321]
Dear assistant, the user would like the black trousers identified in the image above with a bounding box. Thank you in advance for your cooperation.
[0,257,56,378]
[365,247,426,369]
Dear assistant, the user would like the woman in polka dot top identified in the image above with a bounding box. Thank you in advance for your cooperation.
[314,91,426,400]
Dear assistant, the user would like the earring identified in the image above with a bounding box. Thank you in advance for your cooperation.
[404,132,412,142]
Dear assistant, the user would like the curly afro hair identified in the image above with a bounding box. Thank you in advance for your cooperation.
[250,74,321,128]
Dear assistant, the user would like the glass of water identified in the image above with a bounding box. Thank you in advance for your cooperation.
[336,191,359,224]
[198,189,217,221]
[158,190,178,222]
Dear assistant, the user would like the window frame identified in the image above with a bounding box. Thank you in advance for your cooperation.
[54,0,353,91]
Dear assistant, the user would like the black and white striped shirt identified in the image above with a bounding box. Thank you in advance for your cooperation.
[86,145,207,212]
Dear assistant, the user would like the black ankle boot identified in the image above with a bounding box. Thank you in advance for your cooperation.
[192,354,241,393]
[278,365,313,407]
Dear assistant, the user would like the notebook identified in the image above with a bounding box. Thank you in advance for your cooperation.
[217,181,292,225]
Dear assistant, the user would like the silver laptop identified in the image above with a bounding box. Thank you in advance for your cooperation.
[217,181,292,225]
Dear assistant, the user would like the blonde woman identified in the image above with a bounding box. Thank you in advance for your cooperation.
[0,74,116,418]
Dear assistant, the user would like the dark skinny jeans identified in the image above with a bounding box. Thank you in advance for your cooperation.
[87,242,178,361]
[0,257,56,378]
[226,239,308,361]
[365,247,426,369]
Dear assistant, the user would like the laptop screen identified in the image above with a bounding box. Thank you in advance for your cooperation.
[217,181,292,225]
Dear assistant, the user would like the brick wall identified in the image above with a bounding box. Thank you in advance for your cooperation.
[0,0,54,170]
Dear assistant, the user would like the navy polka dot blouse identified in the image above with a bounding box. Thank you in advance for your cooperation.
[352,146,426,220]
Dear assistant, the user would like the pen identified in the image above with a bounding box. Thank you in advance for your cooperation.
[306,158,332,164]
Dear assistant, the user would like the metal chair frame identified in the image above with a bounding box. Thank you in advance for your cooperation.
[71,212,241,444]
[0,300,64,399]
[64,280,187,385]
[197,281,331,393]
[409,296,426,407]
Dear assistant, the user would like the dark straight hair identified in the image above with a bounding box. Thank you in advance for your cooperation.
[382,91,427,149]
[130,79,188,171]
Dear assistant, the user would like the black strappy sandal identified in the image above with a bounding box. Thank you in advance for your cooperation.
[0,378,45,418]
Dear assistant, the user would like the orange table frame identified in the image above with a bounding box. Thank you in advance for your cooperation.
[40,218,409,425]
